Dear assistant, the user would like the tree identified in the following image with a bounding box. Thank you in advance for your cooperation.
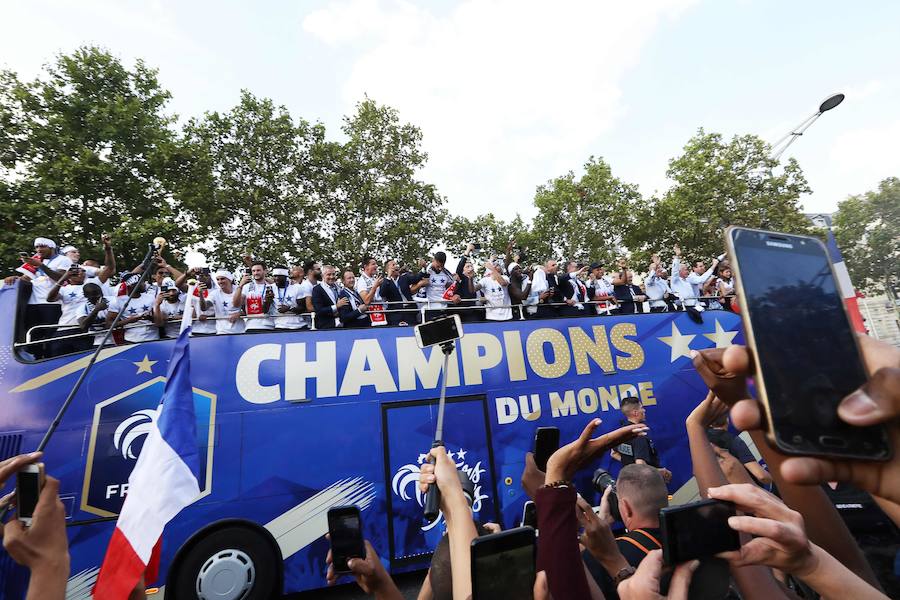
[0,47,197,272]
[531,156,642,265]
[833,177,900,295]
[442,213,533,261]
[625,130,812,265]
[181,91,328,269]
[320,99,446,269]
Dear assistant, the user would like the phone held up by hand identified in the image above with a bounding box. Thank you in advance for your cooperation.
[471,526,536,600]
[16,463,45,526]
[660,499,739,566]
[327,506,365,574]
[533,426,560,472]
[725,226,891,461]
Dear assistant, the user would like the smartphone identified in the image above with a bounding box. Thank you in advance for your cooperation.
[327,506,365,574]
[200,267,211,275]
[473,243,482,250]
[726,227,891,460]
[471,526,535,600]
[16,463,45,526]
[533,427,560,472]
[521,500,537,529]
[18,251,30,259]
[414,315,463,349]
[660,499,739,566]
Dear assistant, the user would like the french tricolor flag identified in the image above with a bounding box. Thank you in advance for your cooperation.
[825,229,867,334]
[94,295,201,598]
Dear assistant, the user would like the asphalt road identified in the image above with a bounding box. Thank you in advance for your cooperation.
[286,570,426,600]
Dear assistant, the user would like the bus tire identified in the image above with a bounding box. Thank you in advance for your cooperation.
[170,525,279,600]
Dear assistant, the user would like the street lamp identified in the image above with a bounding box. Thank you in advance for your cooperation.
[769,93,844,161]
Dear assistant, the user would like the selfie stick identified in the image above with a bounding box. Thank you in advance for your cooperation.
[423,340,455,523]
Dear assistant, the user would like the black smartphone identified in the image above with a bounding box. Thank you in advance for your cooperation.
[471,526,535,600]
[327,506,365,574]
[533,426,560,472]
[473,243,482,250]
[16,463,45,526]
[200,267,211,275]
[521,500,537,529]
[414,315,463,348]
[660,499,740,566]
[726,226,891,460]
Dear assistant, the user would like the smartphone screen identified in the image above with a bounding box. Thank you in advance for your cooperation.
[729,228,891,459]
[521,500,537,529]
[471,527,535,600]
[16,470,41,520]
[660,499,739,565]
[327,506,365,574]
[415,315,462,348]
[533,427,560,472]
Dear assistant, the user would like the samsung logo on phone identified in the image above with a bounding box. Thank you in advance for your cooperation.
[765,240,794,249]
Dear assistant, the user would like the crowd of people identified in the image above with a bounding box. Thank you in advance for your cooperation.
[2,339,898,599]
[3,237,738,359]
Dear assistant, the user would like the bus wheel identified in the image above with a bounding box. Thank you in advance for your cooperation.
[172,526,279,600]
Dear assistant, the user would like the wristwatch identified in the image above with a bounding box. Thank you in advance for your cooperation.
[613,565,636,586]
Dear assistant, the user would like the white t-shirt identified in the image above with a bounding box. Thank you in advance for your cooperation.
[425,267,453,307]
[296,279,315,327]
[158,293,187,338]
[355,273,382,302]
[211,287,245,335]
[273,282,304,329]
[28,254,72,305]
[84,275,115,297]
[57,284,89,326]
[88,296,115,346]
[110,291,160,343]
[190,288,217,335]
[241,280,276,330]
[479,274,512,321]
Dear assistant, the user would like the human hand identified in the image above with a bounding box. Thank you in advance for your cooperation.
[685,391,730,429]
[708,484,817,576]
[450,294,461,304]
[706,338,900,503]
[689,348,749,409]
[673,244,681,257]
[3,276,18,286]
[618,550,698,600]
[0,453,42,489]
[97,298,109,311]
[228,313,241,323]
[419,446,466,517]
[566,298,576,306]
[101,233,111,247]
[657,467,673,483]
[651,254,660,264]
[520,452,545,500]
[198,314,208,321]
[277,305,290,313]
[2,476,70,574]
[325,537,394,594]
[539,291,551,301]
[466,243,475,253]
[545,419,649,483]
[264,287,274,299]
[597,484,615,525]
[336,297,349,308]
[576,495,621,568]
[482,522,502,534]
[23,256,42,268]
[239,274,251,286]
[712,445,752,485]
[358,304,368,313]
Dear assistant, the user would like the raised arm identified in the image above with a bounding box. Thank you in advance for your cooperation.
[232,275,250,308]
[98,234,116,283]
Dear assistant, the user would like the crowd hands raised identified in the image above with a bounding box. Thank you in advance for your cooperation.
[4,236,737,359]
[324,335,899,600]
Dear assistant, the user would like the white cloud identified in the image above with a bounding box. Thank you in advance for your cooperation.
[303,0,696,218]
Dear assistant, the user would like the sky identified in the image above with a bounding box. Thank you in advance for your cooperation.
[2,0,899,221]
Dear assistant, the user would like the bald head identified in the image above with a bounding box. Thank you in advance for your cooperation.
[617,464,668,527]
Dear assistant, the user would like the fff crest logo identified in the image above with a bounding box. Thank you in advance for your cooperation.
[81,376,217,517]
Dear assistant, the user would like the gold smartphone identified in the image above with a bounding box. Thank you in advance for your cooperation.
[725,226,890,460]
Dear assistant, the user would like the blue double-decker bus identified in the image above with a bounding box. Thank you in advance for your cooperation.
[0,281,742,599]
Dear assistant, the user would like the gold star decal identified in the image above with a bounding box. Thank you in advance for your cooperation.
[703,319,738,349]
[658,322,696,362]
[133,355,157,374]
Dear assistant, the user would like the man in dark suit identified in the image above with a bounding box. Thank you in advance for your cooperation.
[311,265,347,329]
[338,270,372,328]
[533,259,561,319]
[557,261,590,318]
[382,260,429,326]
[612,267,647,315]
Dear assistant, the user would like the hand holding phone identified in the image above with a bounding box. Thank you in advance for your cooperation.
[533,427,560,472]
[327,506,365,574]
[660,499,740,566]
[16,463,45,526]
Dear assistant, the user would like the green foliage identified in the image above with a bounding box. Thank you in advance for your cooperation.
[181,90,328,269]
[0,47,196,272]
[833,177,900,294]
[530,156,642,266]
[624,130,812,265]
[442,213,533,261]
[321,98,445,270]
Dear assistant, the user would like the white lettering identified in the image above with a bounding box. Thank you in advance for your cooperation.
[495,396,519,425]
[285,342,337,401]
[340,339,398,396]
[396,337,460,391]
[461,333,503,386]
[236,344,282,404]
[550,390,577,417]
[519,394,542,421]
[577,388,599,415]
